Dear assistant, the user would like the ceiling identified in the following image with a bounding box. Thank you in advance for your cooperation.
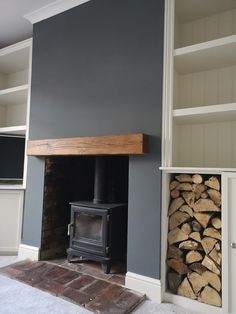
[0,0,56,48]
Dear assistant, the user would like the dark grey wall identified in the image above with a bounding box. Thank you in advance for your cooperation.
[23,0,164,279]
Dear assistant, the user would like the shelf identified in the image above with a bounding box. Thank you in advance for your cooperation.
[0,85,28,106]
[174,35,236,74]
[0,125,26,135]
[159,167,236,174]
[173,103,236,124]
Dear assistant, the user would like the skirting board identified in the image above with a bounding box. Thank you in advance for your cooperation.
[18,244,40,261]
[125,272,162,303]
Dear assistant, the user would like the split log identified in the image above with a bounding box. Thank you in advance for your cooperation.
[170,180,180,191]
[203,227,221,240]
[201,237,217,255]
[215,242,221,252]
[209,248,222,266]
[198,286,221,307]
[176,183,192,191]
[168,227,189,245]
[189,231,201,243]
[193,199,220,213]
[182,192,195,208]
[179,240,199,250]
[189,263,207,275]
[201,192,208,199]
[193,213,212,229]
[192,184,207,199]
[168,273,182,293]
[188,272,208,295]
[175,174,192,183]
[169,211,190,230]
[205,176,220,191]
[186,251,203,264]
[170,189,180,199]
[167,258,189,275]
[192,220,202,232]
[168,197,185,216]
[167,245,183,261]
[207,189,221,207]
[179,205,193,217]
[181,223,192,235]
[202,256,220,275]
[192,174,203,184]
[177,277,196,300]
[211,217,221,229]
[202,271,221,292]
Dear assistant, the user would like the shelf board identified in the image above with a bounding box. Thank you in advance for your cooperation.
[174,35,236,74]
[160,167,236,174]
[173,103,236,124]
[0,84,28,106]
[0,125,26,135]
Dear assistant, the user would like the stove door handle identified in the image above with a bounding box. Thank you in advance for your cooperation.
[230,242,236,249]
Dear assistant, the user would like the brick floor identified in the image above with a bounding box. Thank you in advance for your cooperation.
[0,260,144,313]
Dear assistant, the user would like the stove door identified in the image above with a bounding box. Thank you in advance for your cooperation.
[70,205,108,256]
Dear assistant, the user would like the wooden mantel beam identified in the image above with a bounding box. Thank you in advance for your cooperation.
[27,133,148,156]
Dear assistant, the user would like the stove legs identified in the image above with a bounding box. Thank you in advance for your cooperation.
[101,262,111,274]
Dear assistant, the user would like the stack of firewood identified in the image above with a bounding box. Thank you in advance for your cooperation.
[167,174,222,307]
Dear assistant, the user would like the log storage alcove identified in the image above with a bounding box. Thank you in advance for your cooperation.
[167,174,222,308]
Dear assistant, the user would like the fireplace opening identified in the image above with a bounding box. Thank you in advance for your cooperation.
[40,155,129,274]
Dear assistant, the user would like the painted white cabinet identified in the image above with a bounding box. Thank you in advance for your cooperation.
[0,190,24,254]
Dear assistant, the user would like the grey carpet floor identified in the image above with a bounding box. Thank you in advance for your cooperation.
[0,257,197,314]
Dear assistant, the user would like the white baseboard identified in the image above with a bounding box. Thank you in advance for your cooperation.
[125,272,162,303]
[18,244,40,261]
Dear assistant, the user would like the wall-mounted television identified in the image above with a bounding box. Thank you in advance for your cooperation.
[0,136,25,182]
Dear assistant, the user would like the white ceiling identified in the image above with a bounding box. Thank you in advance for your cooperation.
[0,0,56,48]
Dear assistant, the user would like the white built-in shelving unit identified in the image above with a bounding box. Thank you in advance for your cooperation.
[161,1,236,313]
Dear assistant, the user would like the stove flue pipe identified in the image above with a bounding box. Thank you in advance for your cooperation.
[93,156,107,204]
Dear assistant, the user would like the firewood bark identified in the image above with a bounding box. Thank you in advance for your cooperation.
[170,180,180,191]
[170,189,180,199]
[192,174,203,184]
[204,176,220,191]
[181,223,192,235]
[167,258,189,275]
[198,286,221,307]
[187,272,208,295]
[179,240,199,250]
[167,245,183,261]
[202,256,220,275]
[175,174,192,183]
[189,263,207,275]
[193,199,220,213]
[207,189,221,207]
[176,183,192,191]
[201,237,217,255]
[168,197,185,216]
[168,227,189,245]
[192,220,202,232]
[169,211,190,230]
[168,273,182,293]
[186,251,203,264]
[182,192,195,208]
[192,184,207,199]
[177,277,196,300]
[189,231,201,243]
[202,271,221,292]
[179,205,193,217]
[193,213,212,229]
[209,248,221,266]
[203,227,221,240]
[211,217,221,229]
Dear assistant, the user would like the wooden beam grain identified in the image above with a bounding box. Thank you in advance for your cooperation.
[27,133,148,156]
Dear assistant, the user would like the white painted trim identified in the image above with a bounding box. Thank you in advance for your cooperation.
[161,0,175,167]
[164,292,222,314]
[18,244,40,261]
[125,272,162,303]
[160,166,236,174]
[24,0,91,24]
[0,38,32,57]
[0,248,18,255]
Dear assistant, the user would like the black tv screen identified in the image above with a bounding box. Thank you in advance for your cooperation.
[0,136,25,180]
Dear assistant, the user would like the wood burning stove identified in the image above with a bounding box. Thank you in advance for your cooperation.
[67,156,128,273]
